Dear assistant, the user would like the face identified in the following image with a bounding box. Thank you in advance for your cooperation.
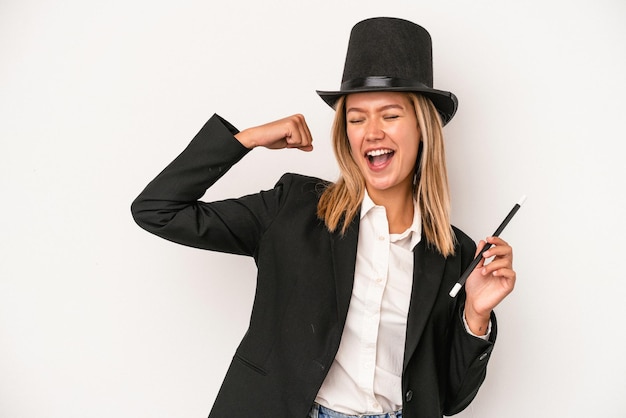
[345,91,421,200]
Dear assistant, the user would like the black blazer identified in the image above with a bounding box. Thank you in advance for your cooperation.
[131,114,497,418]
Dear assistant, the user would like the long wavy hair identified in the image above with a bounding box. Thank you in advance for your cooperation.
[317,93,456,257]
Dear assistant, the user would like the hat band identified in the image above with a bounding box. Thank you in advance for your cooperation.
[340,76,430,91]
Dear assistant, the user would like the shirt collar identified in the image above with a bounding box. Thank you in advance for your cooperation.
[360,190,422,250]
[360,190,377,220]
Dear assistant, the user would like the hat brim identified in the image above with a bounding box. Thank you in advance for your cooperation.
[316,86,458,126]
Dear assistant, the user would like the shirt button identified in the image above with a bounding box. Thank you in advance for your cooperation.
[405,390,413,402]
[378,235,385,241]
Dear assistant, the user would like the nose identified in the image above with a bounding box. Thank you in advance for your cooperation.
[364,119,384,141]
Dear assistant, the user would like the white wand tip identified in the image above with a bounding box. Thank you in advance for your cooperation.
[518,195,528,206]
[449,283,462,298]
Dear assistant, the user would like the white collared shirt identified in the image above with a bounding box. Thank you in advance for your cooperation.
[315,192,421,414]
[315,193,490,414]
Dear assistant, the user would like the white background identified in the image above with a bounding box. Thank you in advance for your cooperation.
[1,1,625,417]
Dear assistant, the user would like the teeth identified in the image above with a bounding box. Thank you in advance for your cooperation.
[366,149,393,157]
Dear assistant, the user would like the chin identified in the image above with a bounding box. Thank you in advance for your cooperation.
[366,179,396,192]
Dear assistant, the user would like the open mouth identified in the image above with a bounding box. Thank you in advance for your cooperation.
[366,149,395,168]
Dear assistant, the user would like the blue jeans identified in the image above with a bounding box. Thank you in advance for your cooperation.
[309,403,402,418]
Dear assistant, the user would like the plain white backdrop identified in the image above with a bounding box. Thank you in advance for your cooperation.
[1,1,625,417]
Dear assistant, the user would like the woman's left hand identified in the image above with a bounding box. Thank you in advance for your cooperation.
[464,236,516,335]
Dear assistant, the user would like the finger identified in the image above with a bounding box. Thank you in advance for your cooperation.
[490,268,517,291]
[481,248,516,276]
[282,115,309,151]
[485,236,510,248]
[293,114,314,151]
[286,137,313,151]
[295,132,314,151]
[483,245,512,260]
[474,240,488,258]
[481,258,513,276]
[283,121,300,146]
[482,237,512,259]
[300,115,314,148]
[492,268,516,282]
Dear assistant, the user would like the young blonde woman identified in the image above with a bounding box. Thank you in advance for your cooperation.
[132,17,516,418]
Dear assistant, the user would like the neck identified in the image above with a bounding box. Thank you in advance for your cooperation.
[367,185,415,234]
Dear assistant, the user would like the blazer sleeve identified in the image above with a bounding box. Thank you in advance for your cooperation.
[443,234,498,415]
[444,306,497,415]
[131,114,287,257]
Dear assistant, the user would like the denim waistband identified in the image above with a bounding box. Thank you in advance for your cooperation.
[309,403,402,418]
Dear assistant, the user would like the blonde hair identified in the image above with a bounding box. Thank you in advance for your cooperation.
[317,93,456,257]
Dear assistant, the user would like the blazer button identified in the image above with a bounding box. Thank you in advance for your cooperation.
[405,390,413,402]
[479,353,489,361]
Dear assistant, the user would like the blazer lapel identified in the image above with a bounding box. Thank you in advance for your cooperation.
[329,215,360,324]
[403,240,447,370]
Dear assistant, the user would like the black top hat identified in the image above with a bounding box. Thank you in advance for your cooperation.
[317,17,458,125]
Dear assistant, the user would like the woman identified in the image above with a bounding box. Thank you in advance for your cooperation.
[132,17,515,418]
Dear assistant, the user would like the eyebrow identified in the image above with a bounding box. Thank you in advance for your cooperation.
[346,103,405,113]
